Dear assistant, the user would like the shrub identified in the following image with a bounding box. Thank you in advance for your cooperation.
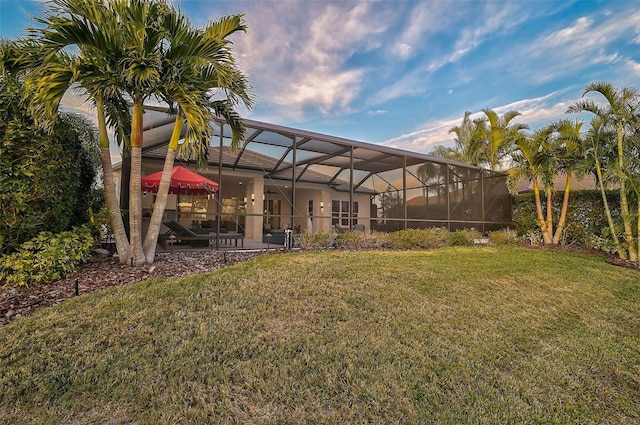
[488,228,519,245]
[334,231,385,250]
[294,232,336,250]
[0,76,101,255]
[385,228,450,250]
[0,226,95,287]
[511,190,619,250]
[448,229,482,246]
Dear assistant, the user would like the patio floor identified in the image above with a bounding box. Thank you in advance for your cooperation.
[156,238,286,254]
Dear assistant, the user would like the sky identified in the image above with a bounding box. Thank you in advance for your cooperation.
[2,0,640,155]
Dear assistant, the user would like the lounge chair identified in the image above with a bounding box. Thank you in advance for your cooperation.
[159,220,243,249]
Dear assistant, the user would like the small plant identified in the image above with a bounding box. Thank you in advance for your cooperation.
[585,233,618,254]
[88,207,113,243]
[295,232,336,250]
[448,229,482,246]
[334,231,385,250]
[0,226,95,286]
[488,228,519,245]
[525,229,542,246]
[384,228,450,250]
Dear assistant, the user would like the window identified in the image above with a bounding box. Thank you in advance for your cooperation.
[178,195,208,220]
[332,200,358,226]
[263,199,281,229]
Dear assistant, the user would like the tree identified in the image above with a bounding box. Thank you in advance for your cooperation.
[550,119,584,244]
[507,126,556,244]
[577,117,626,259]
[477,108,529,172]
[3,0,252,265]
[0,75,100,254]
[448,109,528,171]
[427,145,464,163]
[448,111,485,166]
[568,82,639,262]
[142,14,253,263]
[1,2,133,263]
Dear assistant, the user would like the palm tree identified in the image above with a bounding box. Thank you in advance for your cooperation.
[478,108,529,172]
[507,127,556,244]
[10,0,252,265]
[448,111,485,166]
[568,82,639,262]
[577,117,626,259]
[1,11,133,262]
[141,14,254,263]
[550,119,584,244]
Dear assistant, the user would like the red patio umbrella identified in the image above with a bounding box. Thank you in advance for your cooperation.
[141,166,218,195]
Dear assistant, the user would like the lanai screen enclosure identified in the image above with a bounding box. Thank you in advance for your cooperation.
[133,107,512,244]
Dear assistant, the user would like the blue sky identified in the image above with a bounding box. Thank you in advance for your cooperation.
[2,0,640,154]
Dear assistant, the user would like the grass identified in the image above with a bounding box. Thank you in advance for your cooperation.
[0,246,638,424]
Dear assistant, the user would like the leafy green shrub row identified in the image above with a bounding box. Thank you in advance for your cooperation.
[0,76,102,255]
[488,228,520,245]
[295,227,517,251]
[384,227,450,249]
[0,226,95,287]
[512,190,620,250]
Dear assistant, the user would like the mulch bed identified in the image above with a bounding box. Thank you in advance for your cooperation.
[1,245,637,328]
[0,250,264,327]
[523,242,640,270]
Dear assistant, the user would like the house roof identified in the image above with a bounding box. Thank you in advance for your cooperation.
[513,172,597,193]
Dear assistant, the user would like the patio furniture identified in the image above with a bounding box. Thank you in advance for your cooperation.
[333,224,350,233]
[262,228,286,245]
[159,220,243,249]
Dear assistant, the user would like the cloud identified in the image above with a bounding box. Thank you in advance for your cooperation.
[519,9,640,83]
[426,2,529,72]
[397,43,412,60]
[625,58,640,75]
[390,2,455,61]
[221,1,389,122]
[367,110,387,116]
[370,2,536,107]
[383,90,578,153]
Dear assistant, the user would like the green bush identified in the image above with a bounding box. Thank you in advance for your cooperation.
[294,232,336,250]
[512,190,620,249]
[488,228,519,245]
[297,227,521,252]
[448,229,482,246]
[0,76,101,255]
[0,226,95,287]
[384,228,450,250]
[334,231,385,250]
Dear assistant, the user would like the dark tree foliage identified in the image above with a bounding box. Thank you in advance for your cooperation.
[512,190,621,248]
[0,76,101,254]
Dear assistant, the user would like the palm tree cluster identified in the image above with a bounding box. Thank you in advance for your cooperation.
[441,83,640,264]
[0,0,253,265]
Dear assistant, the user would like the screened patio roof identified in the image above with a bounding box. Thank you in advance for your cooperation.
[139,106,488,194]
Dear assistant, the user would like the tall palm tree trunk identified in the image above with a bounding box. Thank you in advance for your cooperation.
[125,101,146,266]
[616,122,637,262]
[533,179,552,244]
[595,158,626,260]
[143,114,183,263]
[553,172,572,244]
[96,98,130,261]
[637,201,640,260]
[619,180,637,262]
[545,186,554,244]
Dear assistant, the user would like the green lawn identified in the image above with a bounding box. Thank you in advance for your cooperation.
[1,246,638,424]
